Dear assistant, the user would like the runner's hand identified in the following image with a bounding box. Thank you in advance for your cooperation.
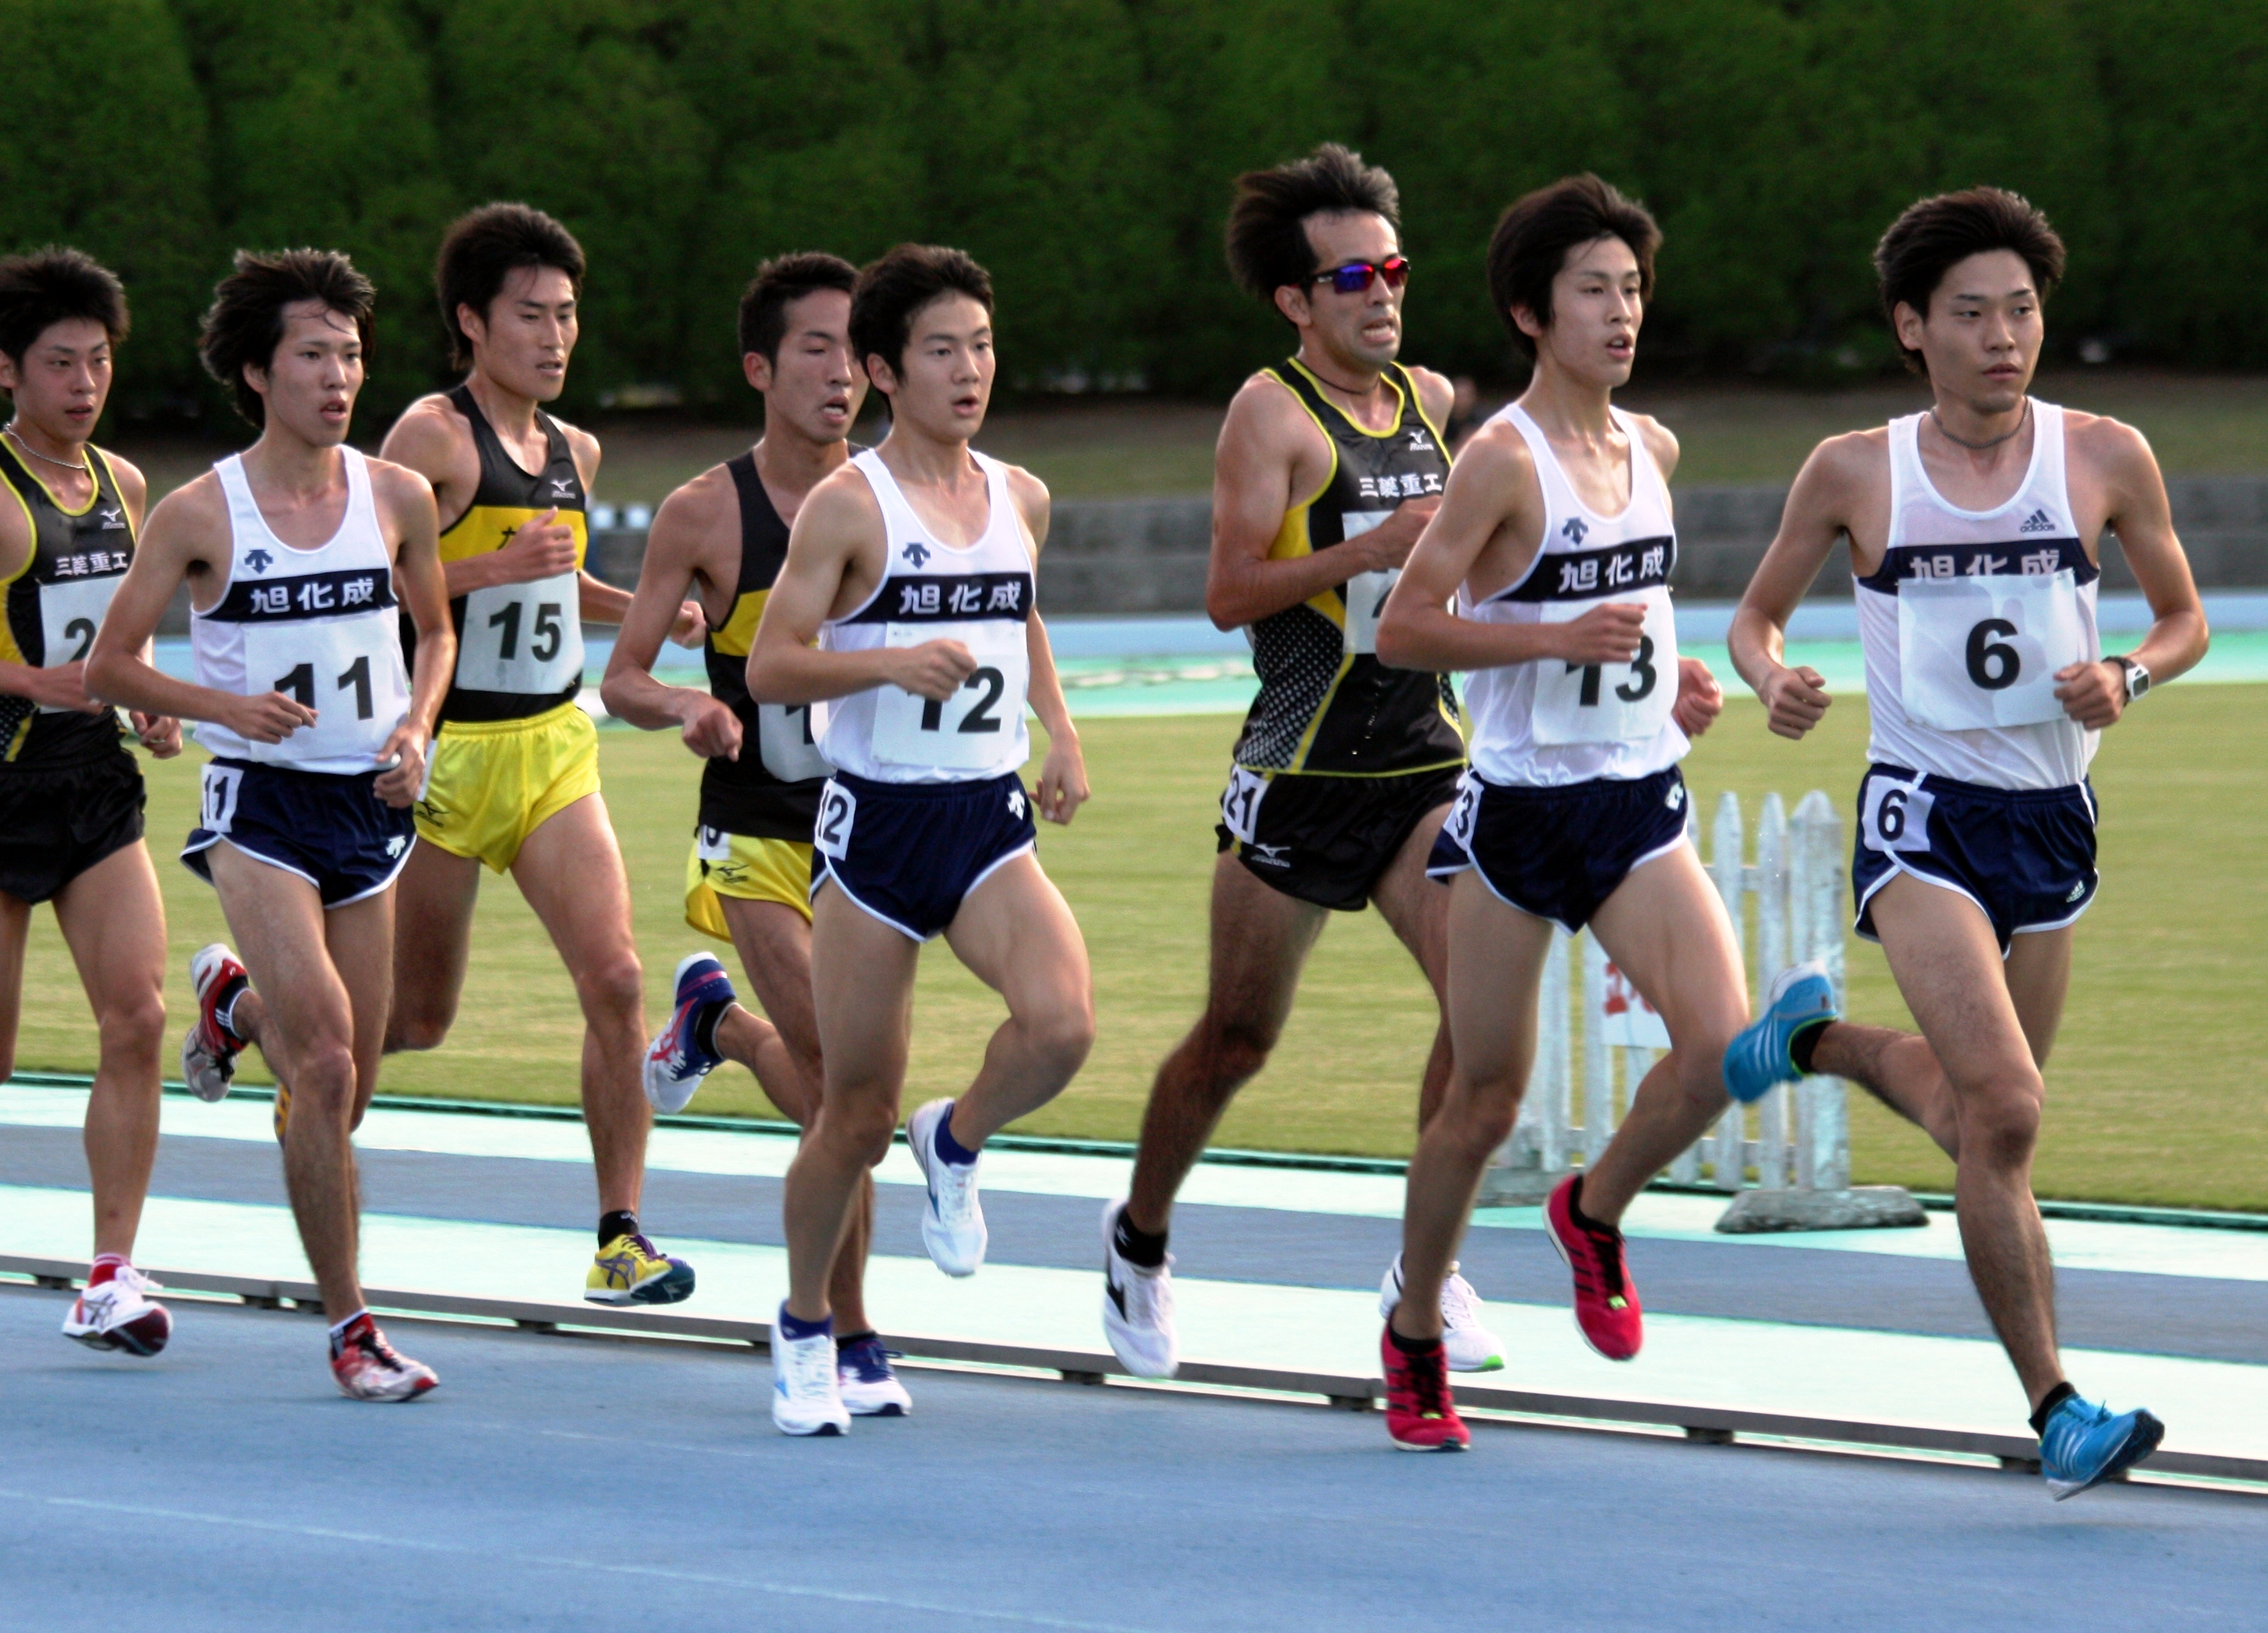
[1757,663,1830,740]
[20,660,108,714]
[492,507,579,584]
[888,639,977,702]
[1673,656,1724,739]
[668,600,706,647]
[372,723,429,807]
[132,712,182,759]
[222,691,318,744]
[1551,602,1647,665]
[676,690,742,760]
[2053,658,2125,730]
[1035,730,1089,826]
[1347,497,1440,574]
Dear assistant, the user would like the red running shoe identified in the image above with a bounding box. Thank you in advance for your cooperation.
[1380,1323,1469,1452]
[1545,1175,1643,1360]
[329,1313,439,1402]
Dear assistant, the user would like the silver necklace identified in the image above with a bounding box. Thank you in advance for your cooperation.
[2,423,90,476]
[1928,397,2029,452]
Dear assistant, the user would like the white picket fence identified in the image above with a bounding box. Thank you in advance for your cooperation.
[1478,789,1852,1207]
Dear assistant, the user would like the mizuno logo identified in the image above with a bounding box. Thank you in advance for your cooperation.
[902,541,933,568]
[243,548,274,574]
[550,479,575,497]
[97,507,126,530]
[1408,430,1435,451]
[2020,509,2055,534]
[1562,517,1589,544]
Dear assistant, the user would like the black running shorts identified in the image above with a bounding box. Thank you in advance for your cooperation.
[1216,763,1462,912]
[0,747,145,905]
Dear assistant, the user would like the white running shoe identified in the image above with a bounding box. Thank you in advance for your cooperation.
[835,1334,912,1418]
[906,1098,986,1277]
[772,1309,850,1436]
[62,1266,173,1357]
[1100,1200,1177,1378]
[183,943,248,1103]
[1380,1254,1505,1373]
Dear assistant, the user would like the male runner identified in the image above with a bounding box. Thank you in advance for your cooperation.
[602,251,908,1416]
[1373,174,1736,1450]
[1722,188,2202,1497]
[1104,143,1489,1378]
[87,248,455,1399]
[0,248,180,1356]
[747,244,1092,1435]
[380,203,702,1307]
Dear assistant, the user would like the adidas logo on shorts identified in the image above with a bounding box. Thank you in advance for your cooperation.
[2067,880,2087,902]
[2020,509,2056,535]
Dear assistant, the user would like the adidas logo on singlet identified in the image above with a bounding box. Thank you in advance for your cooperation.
[2020,509,2056,534]
[1562,517,1589,544]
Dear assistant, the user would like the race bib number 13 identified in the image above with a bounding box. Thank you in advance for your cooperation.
[1531,590,1678,747]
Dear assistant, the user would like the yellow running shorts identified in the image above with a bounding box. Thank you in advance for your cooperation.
[414,702,602,873]
[684,826,814,938]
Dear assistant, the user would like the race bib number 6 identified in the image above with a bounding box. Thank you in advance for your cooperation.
[1531,590,1678,747]
[1898,570,2088,732]
[1860,773,1936,854]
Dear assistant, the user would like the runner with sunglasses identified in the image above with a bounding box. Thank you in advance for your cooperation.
[1101,144,1501,1379]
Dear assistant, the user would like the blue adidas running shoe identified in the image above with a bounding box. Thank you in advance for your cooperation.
[1721,961,1837,1105]
[2039,1394,2164,1500]
[642,952,736,1114]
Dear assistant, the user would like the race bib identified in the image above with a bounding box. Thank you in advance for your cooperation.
[696,823,732,863]
[199,762,245,834]
[1440,773,1479,851]
[240,620,408,763]
[812,779,856,860]
[1898,570,2088,731]
[756,700,832,783]
[1530,588,1677,746]
[455,570,584,696]
[1219,765,1268,843]
[1860,772,1936,855]
[1338,510,1398,657]
[36,574,120,712]
[870,620,1028,770]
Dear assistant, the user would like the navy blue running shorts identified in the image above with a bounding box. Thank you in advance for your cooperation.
[809,770,1037,941]
[1426,765,1692,933]
[183,758,418,909]
[1852,764,2097,954]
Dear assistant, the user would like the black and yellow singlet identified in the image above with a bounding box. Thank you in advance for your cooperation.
[0,439,133,765]
[406,383,590,724]
[696,451,845,840]
[1231,358,1463,775]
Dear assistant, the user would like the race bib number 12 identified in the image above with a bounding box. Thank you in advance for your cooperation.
[870,621,1029,770]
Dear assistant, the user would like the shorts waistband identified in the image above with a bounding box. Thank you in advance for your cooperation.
[1869,764,2090,805]
[211,756,382,791]
[437,701,586,738]
[1468,764,1680,801]
[830,768,1025,803]
[1231,760,1465,784]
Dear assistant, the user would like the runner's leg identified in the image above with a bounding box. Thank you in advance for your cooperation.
[940,853,1095,1147]
[1125,854,1326,1234]
[0,891,27,1088]
[52,844,168,1259]
[1369,800,1454,1129]
[382,839,479,1052]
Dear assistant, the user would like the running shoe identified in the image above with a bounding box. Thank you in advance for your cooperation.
[906,1098,986,1277]
[183,943,248,1103]
[643,952,736,1115]
[1722,961,1837,1105]
[1544,1175,1643,1361]
[329,1313,439,1401]
[836,1334,912,1418]
[271,1077,291,1146]
[2039,1394,2165,1500]
[1380,1322,1469,1452]
[586,1232,696,1306]
[1380,1254,1504,1373]
[772,1307,849,1436]
[1100,1199,1178,1378]
[62,1265,173,1357]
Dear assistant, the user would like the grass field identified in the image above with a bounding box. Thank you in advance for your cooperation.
[9,685,2263,1210]
[109,368,2268,504]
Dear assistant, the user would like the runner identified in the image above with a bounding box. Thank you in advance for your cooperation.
[379,203,703,1308]
[1372,174,1736,1449]
[1103,143,1496,1379]
[602,251,908,1416]
[747,243,1092,1435]
[0,248,179,1357]
[85,248,455,1399]
[1723,188,2203,1498]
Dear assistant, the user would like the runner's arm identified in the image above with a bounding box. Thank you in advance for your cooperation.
[2055,422,2209,728]
[370,465,453,805]
[1729,436,1857,740]
[99,454,178,751]
[1205,377,1437,630]
[1009,467,1088,825]
[600,478,742,758]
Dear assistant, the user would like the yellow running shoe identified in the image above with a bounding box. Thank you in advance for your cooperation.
[586,1233,695,1306]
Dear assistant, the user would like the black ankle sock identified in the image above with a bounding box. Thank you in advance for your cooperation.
[690,998,729,1059]
[1387,1323,1440,1355]
[2029,1380,2078,1437]
[1566,1175,1607,1233]
[1789,1018,1833,1077]
[834,1329,877,1350]
[599,1209,639,1248]
[1112,1210,1168,1269]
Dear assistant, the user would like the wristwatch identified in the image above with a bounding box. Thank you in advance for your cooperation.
[2111,655,2151,703]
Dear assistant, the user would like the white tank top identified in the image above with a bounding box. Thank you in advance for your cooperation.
[192,448,413,774]
[818,448,1035,784]
[1858,401,2099,790]
[1459,404,1687,787]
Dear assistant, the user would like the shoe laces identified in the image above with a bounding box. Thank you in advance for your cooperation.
[1572,1216,1629,1301]
[778,1329,837,1396]
[930,1153,979,1222]
[1393,1338,1454,1418]
[1117,1254,1173,1326]
[1438,1266,1480,1330]
[838,1336,900,1381]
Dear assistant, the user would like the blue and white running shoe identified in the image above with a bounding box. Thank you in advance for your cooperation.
[2039,1394,2164,1499]
[642,952,736,1114]
[906,1098,987,1276]
[837,1334,912,1418]
[1721,961,1837,1105]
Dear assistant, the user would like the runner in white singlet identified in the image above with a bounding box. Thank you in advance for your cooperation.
[1726,189,2207,1498]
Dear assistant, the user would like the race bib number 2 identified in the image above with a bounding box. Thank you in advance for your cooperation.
[1898,570,2088,732]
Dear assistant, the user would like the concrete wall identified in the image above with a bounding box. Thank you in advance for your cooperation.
[153,477,2268,632]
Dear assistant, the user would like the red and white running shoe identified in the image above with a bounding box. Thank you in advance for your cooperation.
[62,1264,173,1357]
[329,1313,439,1401]
[1381,1322,1469,1452]
[183,943,248,1103]
[1545,1175,1643,1361]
